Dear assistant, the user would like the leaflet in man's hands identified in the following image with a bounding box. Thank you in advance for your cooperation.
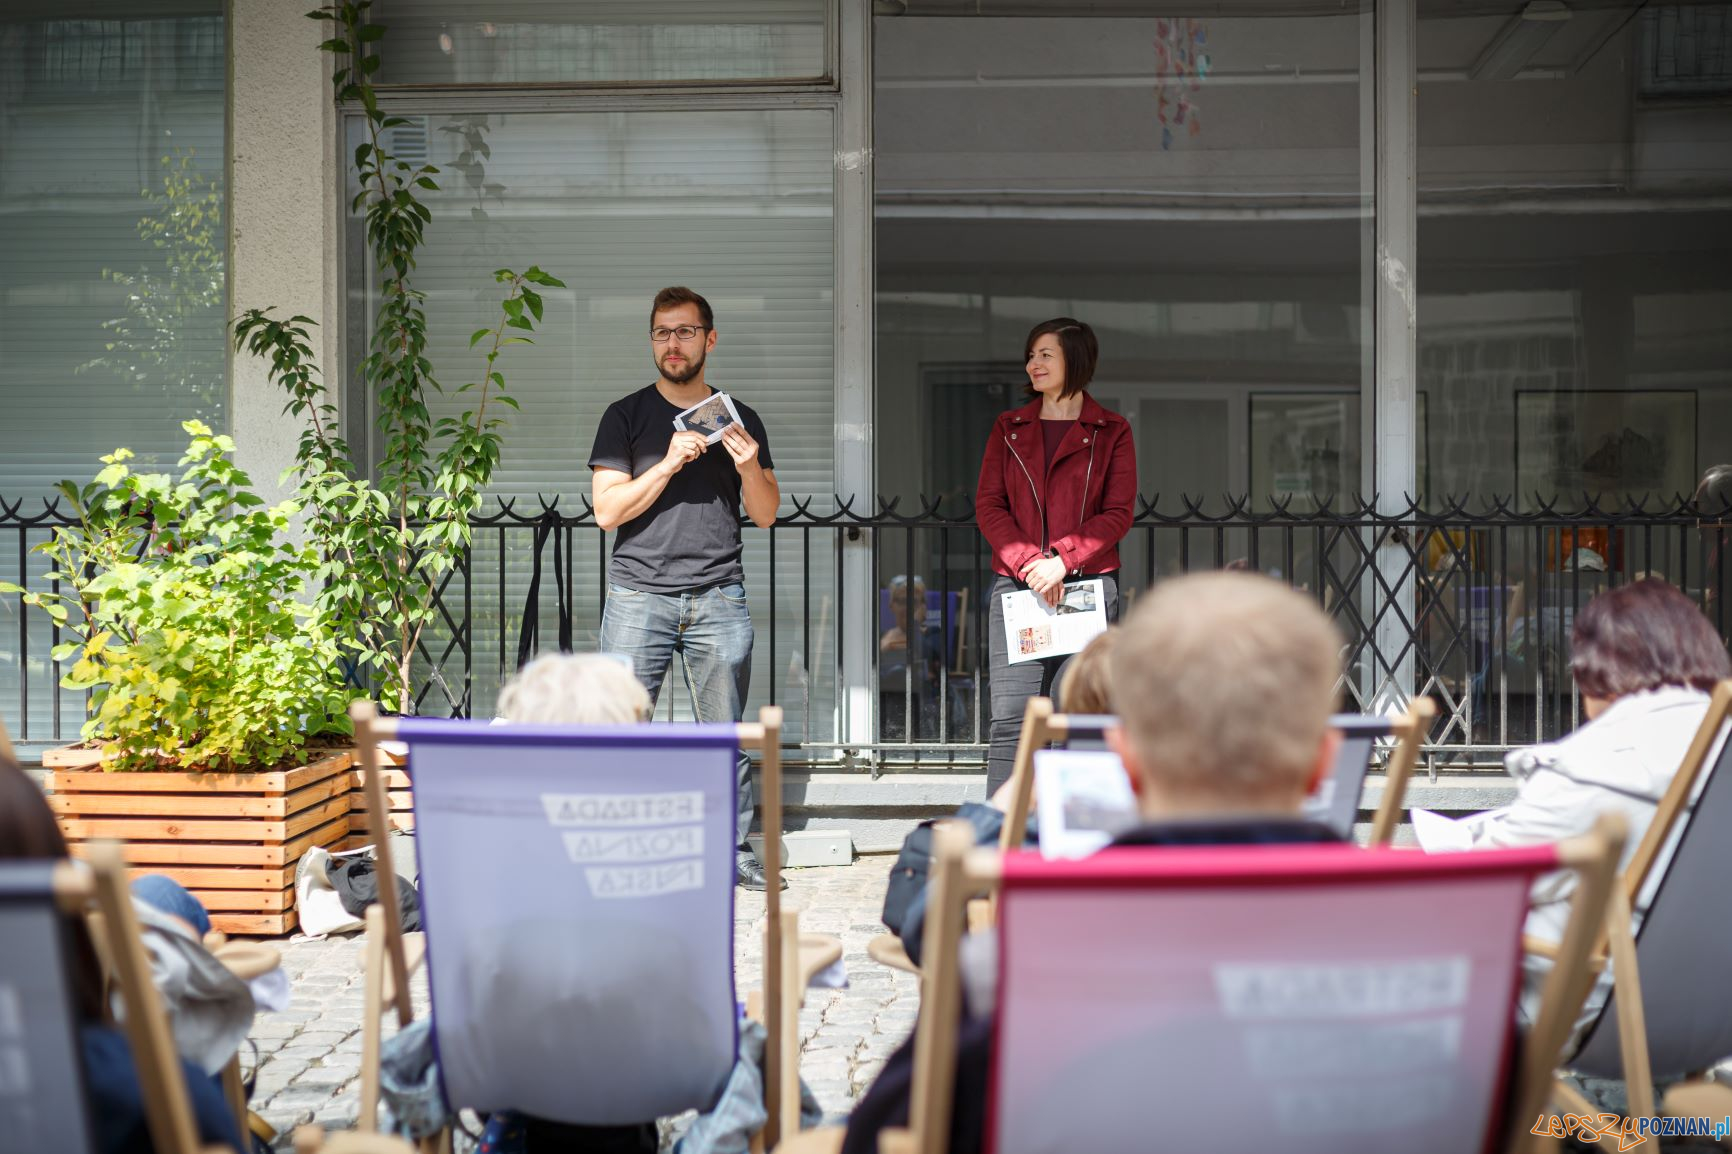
[672,391,744,445]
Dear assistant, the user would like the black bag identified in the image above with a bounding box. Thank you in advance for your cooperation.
[328,855,423,933]
[880,801,1006,934]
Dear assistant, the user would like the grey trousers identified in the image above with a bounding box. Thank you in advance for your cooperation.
[985,572,1120,795]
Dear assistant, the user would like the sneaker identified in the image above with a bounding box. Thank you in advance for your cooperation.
[735,857,788,891]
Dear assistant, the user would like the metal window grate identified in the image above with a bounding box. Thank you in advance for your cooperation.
[1641,5,1732,97]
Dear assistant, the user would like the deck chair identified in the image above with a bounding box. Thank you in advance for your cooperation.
[885,815,1625,1154]
[0,858,104,1154]
[0,845,233,1154]
[1539,679,1732,1127]
[351,702,840,1152]
[998,696,1436,854]
[864,699,1438,977]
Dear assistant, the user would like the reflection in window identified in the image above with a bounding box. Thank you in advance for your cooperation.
[369,0,829,85]
[0,3,227,742]
[1418,0,1732,744]
[346,109,836,729]
[873,7,1373,747]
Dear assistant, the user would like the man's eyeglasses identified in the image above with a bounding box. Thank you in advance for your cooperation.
[650,325,707,343]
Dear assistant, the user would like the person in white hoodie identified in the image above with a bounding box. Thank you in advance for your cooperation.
[1463,578,1732,1035]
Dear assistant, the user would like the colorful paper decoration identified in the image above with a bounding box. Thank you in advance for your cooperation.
[1152,19,1209,150]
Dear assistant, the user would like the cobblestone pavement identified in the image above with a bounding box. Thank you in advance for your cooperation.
[247,855,915,1148]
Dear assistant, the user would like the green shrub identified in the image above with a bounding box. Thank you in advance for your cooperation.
[1,421,356,770]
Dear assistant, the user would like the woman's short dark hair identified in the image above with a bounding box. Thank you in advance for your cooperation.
[0,756,105,1021]
[1570,578,1732,700]
[1023,317,1098,401]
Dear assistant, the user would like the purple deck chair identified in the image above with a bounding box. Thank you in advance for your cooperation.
[350,705,819,1147]
[0,848,218,1154]
[0,861,100,1154]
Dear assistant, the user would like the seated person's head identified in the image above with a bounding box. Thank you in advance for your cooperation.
[1057,627,1118,715]
[887,575,926,629]
[1570,578,1731,719]
[1108,572,1342,818]
[498,653,652,725]
[0,754,106,1020]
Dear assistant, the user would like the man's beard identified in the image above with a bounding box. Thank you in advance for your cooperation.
[658,349,705,384]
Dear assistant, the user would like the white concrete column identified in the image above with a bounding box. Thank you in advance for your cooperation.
[1373,0,1419,715]
[227,0,342,505]
[837,0,877,760]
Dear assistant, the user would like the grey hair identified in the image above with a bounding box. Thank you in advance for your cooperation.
[1697,465,1732,514]
[497,654,651,725]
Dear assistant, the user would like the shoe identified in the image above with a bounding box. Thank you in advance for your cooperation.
[735,857,788,891]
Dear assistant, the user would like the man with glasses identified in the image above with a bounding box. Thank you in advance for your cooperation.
[589,286,782,890]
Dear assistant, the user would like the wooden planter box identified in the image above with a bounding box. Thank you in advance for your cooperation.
[44,748,353,936]
[345,748,412,851]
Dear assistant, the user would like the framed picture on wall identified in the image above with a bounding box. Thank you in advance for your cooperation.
[1249,392,1362,511]
[1514,390,1697,511]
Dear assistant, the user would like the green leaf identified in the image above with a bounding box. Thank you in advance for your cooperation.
[469,327,491,348]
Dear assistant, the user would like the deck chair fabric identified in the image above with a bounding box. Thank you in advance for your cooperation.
[1303,714,1393,838]
[1569,705,1732,1080]
[0,862,99,1154]
[987,845,1556,1154]
[397,718,741,1126]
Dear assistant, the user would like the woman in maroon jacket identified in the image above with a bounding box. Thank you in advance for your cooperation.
[976,317,1137,793]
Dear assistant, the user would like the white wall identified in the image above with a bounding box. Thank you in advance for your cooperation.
[228,0,342,506]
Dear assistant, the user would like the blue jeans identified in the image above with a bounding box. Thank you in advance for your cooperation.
[600,582,756,856]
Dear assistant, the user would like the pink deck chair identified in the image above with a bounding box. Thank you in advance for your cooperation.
[887,817,1623,1154]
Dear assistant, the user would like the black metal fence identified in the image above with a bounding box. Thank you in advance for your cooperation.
[5,493,1728,769]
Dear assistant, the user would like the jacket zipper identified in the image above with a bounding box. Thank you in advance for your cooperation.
[1004,432,1046,553]
[1074,439,1097,575]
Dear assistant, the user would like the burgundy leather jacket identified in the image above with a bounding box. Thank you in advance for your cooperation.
[975,393,1137,579]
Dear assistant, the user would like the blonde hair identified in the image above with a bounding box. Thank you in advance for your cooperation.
[1109,572,1342,805]
[497,654,651,725]
[1057,627,1119,715]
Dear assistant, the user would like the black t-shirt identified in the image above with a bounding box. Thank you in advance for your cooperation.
[588,384,774,593]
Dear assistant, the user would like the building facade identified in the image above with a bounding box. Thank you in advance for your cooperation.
[4,2,1731,808]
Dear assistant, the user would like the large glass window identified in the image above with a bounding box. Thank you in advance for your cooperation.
[347,109,837,730]
[370,1,831,86]
[1,6,226,745]
[873,6,1373,746]
[0,9,227,496]
[1417,1,1732,744]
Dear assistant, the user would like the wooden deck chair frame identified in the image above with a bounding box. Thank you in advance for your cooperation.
[998,694,1437,858]
[351,702,837,1152]
[1532,679,1732,1129]
[293,1126,416,1153]
[886,814,1626,1154]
